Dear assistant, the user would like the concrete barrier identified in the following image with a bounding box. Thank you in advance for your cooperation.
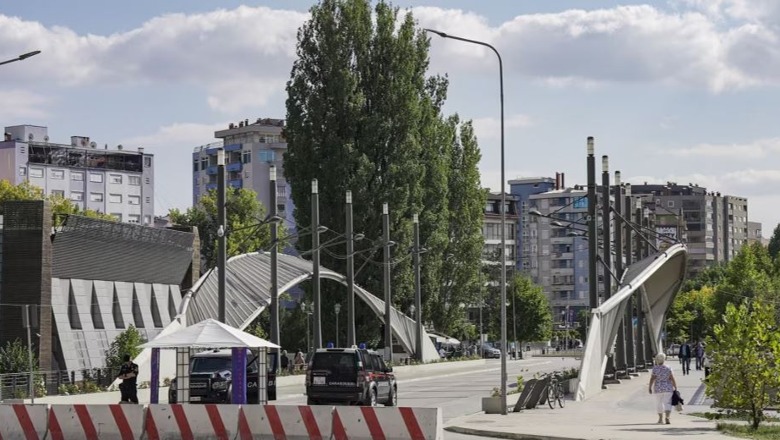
[332,406,442,440]
[48,404,144,440]
[238,405,333,440]
[144,404,240,440]
[0,404,48,440]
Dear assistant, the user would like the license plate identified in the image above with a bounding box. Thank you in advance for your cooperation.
[313,376,326,385]
[190,396,202,402]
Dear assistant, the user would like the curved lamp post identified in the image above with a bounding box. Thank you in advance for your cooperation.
[0,50,41,67]
[425,28,508,415]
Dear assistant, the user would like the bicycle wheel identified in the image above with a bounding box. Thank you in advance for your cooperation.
[556,384,565,408]
[547,383,556,409]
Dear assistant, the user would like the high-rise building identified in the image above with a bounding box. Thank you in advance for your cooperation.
[747,221,764,245]
[482,192,519,267]
[508,176,557,272]
[192,118,294,229]
[0,125,155,225]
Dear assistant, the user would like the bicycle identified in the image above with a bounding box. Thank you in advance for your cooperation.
[546,371,565,409]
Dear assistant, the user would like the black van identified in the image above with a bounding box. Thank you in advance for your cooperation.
[305,348,396,406]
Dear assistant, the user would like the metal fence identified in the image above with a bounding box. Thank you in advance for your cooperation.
[0,367,125,400]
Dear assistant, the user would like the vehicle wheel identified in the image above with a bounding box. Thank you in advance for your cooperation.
[385,387,397,407]
[557,385,565,408]
[547,385,555,409]
[368,388,377,407]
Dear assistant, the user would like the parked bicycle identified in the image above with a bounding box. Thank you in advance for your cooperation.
[546,371,565,409]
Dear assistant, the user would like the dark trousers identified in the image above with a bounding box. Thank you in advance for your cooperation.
[120,382,138,403]
[695,356,703,370]
[681,356,691,375]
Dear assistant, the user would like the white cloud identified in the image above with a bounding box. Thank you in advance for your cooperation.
[661,138,780,158]
[472,114,533,141]
[0,90,51,120]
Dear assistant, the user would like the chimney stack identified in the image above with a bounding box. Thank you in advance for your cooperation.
[561,172,565,189]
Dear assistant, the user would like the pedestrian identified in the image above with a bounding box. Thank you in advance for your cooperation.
[678,341,692,375]
[694,342,705,371]
[703,350,712,379]
[280,349,289,373]
[117,354,139,404]
[294,349,306,372]
[648,353,677,425]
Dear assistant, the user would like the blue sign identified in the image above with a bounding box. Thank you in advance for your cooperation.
[358,342,367,350]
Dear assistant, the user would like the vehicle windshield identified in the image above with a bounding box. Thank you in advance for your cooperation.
[191,357,232,373]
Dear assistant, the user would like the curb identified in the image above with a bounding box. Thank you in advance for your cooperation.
[444,425,580,440]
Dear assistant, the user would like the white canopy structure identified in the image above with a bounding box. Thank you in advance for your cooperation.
[576,243,688,401]
[140,318,279,349]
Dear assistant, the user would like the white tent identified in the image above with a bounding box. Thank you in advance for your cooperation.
[140,318,280,349]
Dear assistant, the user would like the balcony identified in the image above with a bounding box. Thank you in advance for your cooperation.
[229,179,243,189]
[226,162,242,173]
[206,165,218,175]
[224,143,242,152]
[205,183,217,191]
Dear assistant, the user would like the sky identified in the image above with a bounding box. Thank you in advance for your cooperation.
[2,0,780,237]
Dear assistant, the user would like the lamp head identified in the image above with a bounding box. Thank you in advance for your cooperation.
[528,208,542,217]
[587,137,594,155]
[424,28,448,38]
[216,225,225,238]
[602,155,609,173]
[311,179,318,194]
[382,202,388,215]
[334,303,341,314]
[346,190,352,204]
[354,233,365,241]
[614,171,621,186]
[269,165,276,181]
[19,50,41,60]
[217,148,225,166]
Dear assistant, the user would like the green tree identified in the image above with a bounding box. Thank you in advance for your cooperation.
[0,180,113,223]
[169,188,272,272]
[712,243,777,319]
[509,274,552,347]
[706,299,780,430]
[0,339,37,374]
[665,285,715,343]
[768,223,780,261]
[284,0,484,341]
[105,325,146,369]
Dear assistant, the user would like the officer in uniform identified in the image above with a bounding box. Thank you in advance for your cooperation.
[117,354,139,403]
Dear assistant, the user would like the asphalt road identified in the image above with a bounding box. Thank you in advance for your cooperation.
[273,355,581,438]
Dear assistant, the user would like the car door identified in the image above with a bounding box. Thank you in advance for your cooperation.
[371,354,390,401]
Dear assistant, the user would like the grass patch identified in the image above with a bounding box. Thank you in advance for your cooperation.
[689,411,780,423]
[716,423,780,440]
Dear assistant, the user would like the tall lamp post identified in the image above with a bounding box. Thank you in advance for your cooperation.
[301,301,313,353]
[425,28,508,415]
[0,50,41,67]
[217,148,227,323]
[335,303,341,347]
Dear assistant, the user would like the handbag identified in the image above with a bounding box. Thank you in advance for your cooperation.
[671,390,684,412]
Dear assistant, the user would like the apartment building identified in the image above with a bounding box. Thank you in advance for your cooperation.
[192,118,294,228]
[0,125,154,224]
[747,221,764,245]
[482,192,520,267]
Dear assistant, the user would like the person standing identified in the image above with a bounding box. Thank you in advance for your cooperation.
[694,342,705,371]
[117,354,139,404]
[649,353,677,424]
[678,341,692,375]
[280,350,289,373]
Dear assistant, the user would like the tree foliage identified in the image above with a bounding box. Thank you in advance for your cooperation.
[509,274,552,345]
[0,339,38,374]
[284,0,484,341]
[0,180,113,224]
[768,223,780,261]
[665,285,715,343]
[169,188,272,272]
[105,325,146,369]
[705,299,780,430]
[712,243,777,320]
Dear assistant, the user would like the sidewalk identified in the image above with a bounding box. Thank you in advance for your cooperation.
[446,360,727,439]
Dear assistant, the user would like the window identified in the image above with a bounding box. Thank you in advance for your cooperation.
[71,172,84,181]
[276,186,286,198]
[201,158,208,171]
[128,176,141,186]
[90,193,104,202]
[90,173,103,183]
[128,195,141,205]
[109,194,122,203]
[144,215,152,225]
[71,191,84,202]
[111,213,122,222]
[258,150,275,162]
[144,157,152,167]
[128,214,141,224]
[109,174,122,184]
[51,190,65,198]
[18,167,26,176]
[193,160,199,172]
[51,169,65,179]
[277,204,285,213]
[145,177,150,184]
[242,151,251,164]
[30,168,43,178]
[145,196,151,204]
[667,200,675,208]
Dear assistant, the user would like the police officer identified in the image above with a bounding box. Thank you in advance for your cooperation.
[117,354,139,403]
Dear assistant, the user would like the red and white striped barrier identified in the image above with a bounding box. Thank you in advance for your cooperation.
[238,405,333,440]
[0,404,48,440]
[144,404,240,440]
[48,404,143,440]
[332,406,442,440]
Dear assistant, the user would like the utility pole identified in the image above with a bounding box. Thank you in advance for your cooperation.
[269,166,280,359]
[634,201,647,370]
[586,138,598,334]
[624,184,636,373]
[382,203,392,362]
[312,180,322,349]
[601,156,615,376]
[613,171,627,377]
[217,149,227,323]
[413,214,423,362]
[346,191,356,347]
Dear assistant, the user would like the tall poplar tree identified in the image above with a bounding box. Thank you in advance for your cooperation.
[284,0,484,340]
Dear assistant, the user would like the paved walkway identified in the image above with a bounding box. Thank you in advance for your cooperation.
[446,359,728,439]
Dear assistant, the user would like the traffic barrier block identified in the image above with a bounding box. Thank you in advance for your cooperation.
[144,404,240,440]
[238,405,333,440]
[332,406,442,440]
[0,404,47,440]
[48,404,144,440]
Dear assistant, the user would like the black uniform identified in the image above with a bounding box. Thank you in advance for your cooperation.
[118,361,139,403]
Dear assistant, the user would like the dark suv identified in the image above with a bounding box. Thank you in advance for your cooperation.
[306,348,396,406]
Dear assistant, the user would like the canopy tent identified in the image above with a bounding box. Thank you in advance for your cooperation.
[140,318,279,349]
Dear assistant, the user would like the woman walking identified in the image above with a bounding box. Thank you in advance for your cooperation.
[648,353,677,424]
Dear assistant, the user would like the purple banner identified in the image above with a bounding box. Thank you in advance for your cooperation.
[150,348,160,404]
[231,348,247,404]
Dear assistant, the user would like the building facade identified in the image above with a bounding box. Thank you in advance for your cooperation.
[0,125,155,225]
[482,192,519,267]
[508,176,557,273]
[747,221,764,245]
[192,118,295,229]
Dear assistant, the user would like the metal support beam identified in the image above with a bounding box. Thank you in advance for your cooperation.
[312,179,322,350]
[346,191,356,347]
[269,166,280,357]
[383,203,392,361]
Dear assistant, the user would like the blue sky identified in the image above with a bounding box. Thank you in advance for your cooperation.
[2,0,780,236]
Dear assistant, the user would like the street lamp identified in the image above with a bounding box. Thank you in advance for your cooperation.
[0,50,41,67]
[426,27,508,415]
[301,301,314,353]
[334,303,342,347]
